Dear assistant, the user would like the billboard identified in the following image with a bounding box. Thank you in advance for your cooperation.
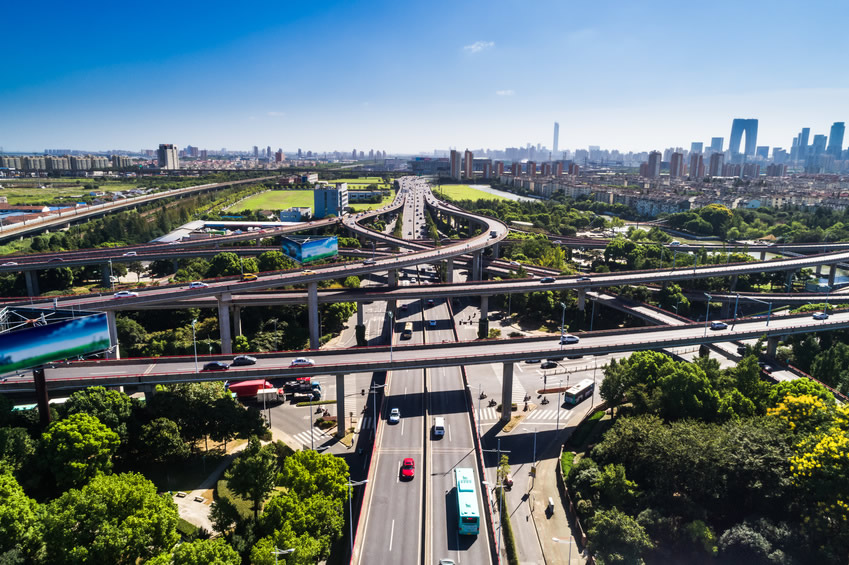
[0,314,111,374]
[281,236,338,264]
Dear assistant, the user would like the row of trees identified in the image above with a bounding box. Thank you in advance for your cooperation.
[571,349,849,564]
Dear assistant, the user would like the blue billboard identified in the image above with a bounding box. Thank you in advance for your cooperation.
[281,236,338,264]
[0,314,111,374]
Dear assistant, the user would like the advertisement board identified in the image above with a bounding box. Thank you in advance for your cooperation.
[281,236,338,264]
[0,314,110,374]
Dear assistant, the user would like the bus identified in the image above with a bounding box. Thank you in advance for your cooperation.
[401,322,413,340]
[454,468,480,535]
[563,378,595,406]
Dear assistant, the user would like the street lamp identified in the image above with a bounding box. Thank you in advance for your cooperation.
[521,426,538,468]
[369,383,387,439]
[552,536,578,563]
[191,318,198,372]
[272,548,294,564]
[482,439,510,559]
[467,383,483,439]
[559,302,567,350]
[108,258,114,290]
[738,294,773,327]
[703,292,712,336]
[556,379,563,430]
[386,311,394,363]
[346,479,368,557]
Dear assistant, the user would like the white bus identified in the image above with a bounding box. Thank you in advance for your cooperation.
[563,379,594,405]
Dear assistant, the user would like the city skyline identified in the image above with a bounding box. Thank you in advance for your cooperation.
[2,0,849,153]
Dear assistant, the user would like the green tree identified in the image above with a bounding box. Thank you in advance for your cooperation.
[138,418,190,464]
[225,437,276,521]
[342,275,361,288]
[207,252,243,277]
[148,537,240,565]
[127,261,146,281]
[0,467,43,559]
[43,472,179,565]
[810,342,849,390]
[0,428,35,473]
[257,250,294,272]
[115,316,149,357]
[587,508,653,565]
[278,449,349,501]
[654,363,719,421]
[592,464,639,509]
[768,378,835,407]
[41,413,120,489]
[62,386,135,441]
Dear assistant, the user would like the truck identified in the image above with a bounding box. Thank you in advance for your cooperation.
[284,377,322,401]
[227,379,277,400]
[254,387,285,405]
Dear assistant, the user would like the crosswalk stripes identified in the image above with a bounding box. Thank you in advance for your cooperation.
[477,407,499,422]
[360,416,373,430]
[292,428,328,448]
[524,408,566,422]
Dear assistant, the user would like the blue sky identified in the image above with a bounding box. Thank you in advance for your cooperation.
[2,0,848,154]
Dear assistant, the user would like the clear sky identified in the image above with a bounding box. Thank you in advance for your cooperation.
[2,0,848,154]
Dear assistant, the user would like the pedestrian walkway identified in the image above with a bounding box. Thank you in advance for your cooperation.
[291,428,332,450]
[531,450,587,565]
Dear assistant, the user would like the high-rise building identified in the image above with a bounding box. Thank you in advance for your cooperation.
[729,118,758,156]
[450,150,461,179]
[553,122,559,157]
[710,137,724,153]
[313,183,348,218]
[253,146,259,159]
[157,144,179,170]
[669,152,684,178]
[495,161,504,176]
[797,128,811,160]
[352,149,357,160]
[646,151,661,178]
[709,153,724,176]
[526,161,536,176]
[511,162,521,176]
[542,162,552,176]
[828,122,845,158]
[689,153,704,179]
[554,161,563,176]
[690,142,703,154]
[463,149,473,178]
[755,146,769,160]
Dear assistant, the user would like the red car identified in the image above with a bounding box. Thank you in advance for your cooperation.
[400,458,415,480]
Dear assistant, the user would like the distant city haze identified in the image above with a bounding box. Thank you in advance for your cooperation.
[2,0,848,153]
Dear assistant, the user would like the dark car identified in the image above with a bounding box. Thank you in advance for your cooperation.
[231,355,257,366]
[201,361,229,371]
[540,277,556,283]
[576,276,592,282]
[541,361,558,369]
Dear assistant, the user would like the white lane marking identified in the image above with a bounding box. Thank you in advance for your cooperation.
[143,364,155,375]
[401,417,405,436]
[389,519,395,551]
[515,363,524,373]
[448,424,452,443]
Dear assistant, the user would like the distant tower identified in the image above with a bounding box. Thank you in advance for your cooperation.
[647,151,661,178]
[710,137,724,153]
[729,118,758,157]
[463,149,473,178]
[157,144,179,170]
[670,152,684,178]
[553,122,559,158]
[709,153,724,176]
[828,122,845,158]
[690,142,703,154]
[450,150,461,179]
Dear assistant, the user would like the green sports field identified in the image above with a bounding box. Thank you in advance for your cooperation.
[435,184,510,202]
[0,181,139,204]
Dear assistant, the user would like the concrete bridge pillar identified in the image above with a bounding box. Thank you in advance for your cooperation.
[172,259,179,273]
[24,270,39,297]
[480,295,489,321]
[491,242,500,259]
[139,384,157,403]
[357,302,364,326]
[721,301,731,319]
[785,270,795,292]
[445,258,454,283]
[106,310,120,359]
[577,288,587,311]
[34,367,50,427]
[101,263,112,287]
[233,307,242,337]
[501,362,514,423]
[335,373,346,437]
[472,251,483,280]
[388,269,397,287]
[308,282,319,349]
[760,250,767,261]
[218,294,233,355]
[828,266,837,287]
[730,275,738,292]
[766,336,780,358]
[816,264,823,277]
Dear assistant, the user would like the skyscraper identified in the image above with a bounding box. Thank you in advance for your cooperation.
[828,122,845,158]
[553,122,559,157]
[689,153,704,179]
[450,150,461,179]
[812,134,827,156]
[647,151,661,178]
[797,128,810,161]
[710,137,724,153]
[690,142,703,154]
[670,152,684,178]
[157,144,179,170]
[463,149,473,178]
[729,118,758,156]
[709,153,724,176]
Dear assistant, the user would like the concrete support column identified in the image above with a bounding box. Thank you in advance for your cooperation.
[480,295,489,321]
[829,266,837,287]
[139,384,157,403]
[24,270,39,297]
[106,310,120,359]
[233,307,242,337]
[730,275,738,291]
[766,336,780,357]
[218,296,233,355]
[308,282,320,349]
[577,288,587,311]
[357,302,364,326]
[388,269,397,287]
[101,263,112,287]
[785,270,795,292]
[492,242,500,259]
[721,301,731,319]
[172,259,179,273]
[445,258,454,283]
[501,362,514,423]
[256,237,263,246]
[34,367,50,428]
[335,373,346,437]
[816,264,823,277]
[759,250,766,261]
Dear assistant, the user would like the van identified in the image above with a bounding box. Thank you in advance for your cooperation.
[433,417,445,438]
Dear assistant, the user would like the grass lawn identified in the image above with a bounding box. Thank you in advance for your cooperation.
[0,181,139,204]
[348,193,394,211]
[234,190,314,211]
[332,177,386,185]
[435,184,510,202]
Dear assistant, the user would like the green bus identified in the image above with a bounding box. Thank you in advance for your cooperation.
[454,467,480,535]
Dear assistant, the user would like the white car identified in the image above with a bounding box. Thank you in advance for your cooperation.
[388,408,401,424]
[188,281,209,289]
[560,334,580,344]
[122,251,137,257]
[812,311,829,320]
[113,290,139,299]
[289,357,315,368]
[1,262,18,267]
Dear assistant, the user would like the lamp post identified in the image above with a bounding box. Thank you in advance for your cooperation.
[272,548,294,564]
[559,302,567,350]
[370,383,387,439]
[522,426,538,467]
[386,311,394,363]
[552,536,578,563]
[739,294,773,327]
[468,383,482,439]
[556,379,563,429]
[346,479,368,557]
[589,297,596,332]
[108,258,114,290]
[191,318,198,372]
[703,292,712,336]
[482,439,510,559]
